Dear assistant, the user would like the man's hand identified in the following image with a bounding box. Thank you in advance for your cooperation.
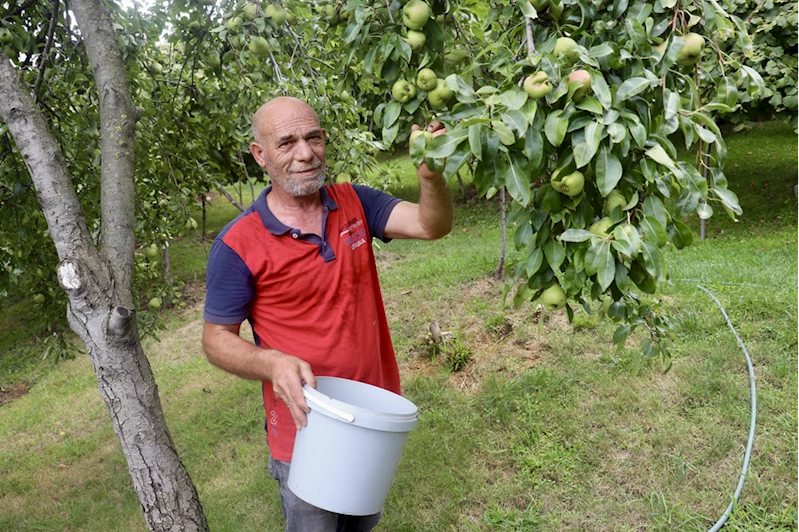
[202,321,317,431]
[267,352,317,431]
[411,120,447,181]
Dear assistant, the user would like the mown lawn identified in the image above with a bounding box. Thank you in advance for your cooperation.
[0,121,796,531]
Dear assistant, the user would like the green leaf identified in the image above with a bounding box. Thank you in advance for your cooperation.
[615,77,650,102]
[696,202,713,219]
[664,90,681,121]
[593,244,616,292]
[576,97,604,115]
[643,195,668,227]
[645,144,677,172]
[669,220,693,250]
[491,120,516,146]
[712,187,743,216]
[560,229,595,242]
[445,74,476,103]
[607,122,626,144]
[523,126,544,170]
[468,124,482,161]
[544,239,566,271]
[544,110,568,147]
[526,246,544,276]
[382,122,399,146]
[641,216,668,247]
[501,110,528,137]
[513,282,534,310]
[588,43,614,58]
[591,72,612,109]
[518,0,539,19]
[572,121,603,169]
[493,88,528,110]
[611,224,641,259]
[425,128,469,158]
[383,102,401,128]
[613,325,631,347]
[595,145,623,197]
[506,153,532,207]
[641,242,666,285]
[442,144,471,181]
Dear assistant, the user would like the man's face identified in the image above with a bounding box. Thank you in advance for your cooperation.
[252,100,327,197]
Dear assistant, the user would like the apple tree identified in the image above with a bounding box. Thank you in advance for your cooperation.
[329,0,761,362]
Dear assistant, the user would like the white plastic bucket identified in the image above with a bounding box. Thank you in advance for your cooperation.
[286,376,419,516]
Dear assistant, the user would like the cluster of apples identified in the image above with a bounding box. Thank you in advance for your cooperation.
[402,0,432,52]
[224,2,290,58]
[392,68,455,110]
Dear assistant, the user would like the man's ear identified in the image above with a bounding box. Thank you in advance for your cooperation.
[250,142,267,168]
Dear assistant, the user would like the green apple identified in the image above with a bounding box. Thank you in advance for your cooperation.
[541,283,567,311]
[148,297,162,310]
[677,32,705,66]
[405,30,426,52]
[392,79,415,103]
[242,3,257,20]
[204,51,221,68]
[402,0,431,30]
[551,170,584,197]
[589,217,613,238]
[554,36,579,65]
[145,244,159,260]
[603,189,626,214]
[266,5,287,25]
[410,129,433,146]
[32,293,45,305]
[226,15,244,32]
[427,79,454,109]
[523,71,553,99]
[249,36,270,56]
[0,29,12,45]
[654,40,667,58]
[416,68,437,91]
[567,69,592,102]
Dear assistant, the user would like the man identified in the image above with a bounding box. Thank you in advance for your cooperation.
[202,96,452,531]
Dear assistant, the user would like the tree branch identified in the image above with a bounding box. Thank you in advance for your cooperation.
[33,0,61,101]
[71,0,138,305]
[0,49,96,265]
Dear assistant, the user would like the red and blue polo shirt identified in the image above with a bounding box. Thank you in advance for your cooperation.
[204,183,403,462]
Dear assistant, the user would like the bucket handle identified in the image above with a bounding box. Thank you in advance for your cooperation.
[303,387,355,423]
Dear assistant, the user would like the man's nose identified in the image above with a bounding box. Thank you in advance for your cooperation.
[294,139,315,162]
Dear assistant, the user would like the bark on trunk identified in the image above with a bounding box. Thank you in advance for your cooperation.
[0,3,209,529]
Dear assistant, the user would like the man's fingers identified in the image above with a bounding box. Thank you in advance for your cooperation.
[428,120,443,132]
[410,124,421,133]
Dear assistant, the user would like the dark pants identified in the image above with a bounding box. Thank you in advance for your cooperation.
[268,457,383,532]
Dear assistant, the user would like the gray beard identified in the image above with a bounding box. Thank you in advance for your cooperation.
[282,169,326,197]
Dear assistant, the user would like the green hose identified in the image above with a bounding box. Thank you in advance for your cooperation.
[695,285,758,532]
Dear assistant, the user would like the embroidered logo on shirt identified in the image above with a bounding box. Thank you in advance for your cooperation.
[339,217,367,251]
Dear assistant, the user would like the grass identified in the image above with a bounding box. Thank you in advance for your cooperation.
[0,121,796,531]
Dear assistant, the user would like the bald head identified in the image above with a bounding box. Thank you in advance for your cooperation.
[252,97,320,145]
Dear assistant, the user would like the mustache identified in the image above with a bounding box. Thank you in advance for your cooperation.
[289,164,323,174]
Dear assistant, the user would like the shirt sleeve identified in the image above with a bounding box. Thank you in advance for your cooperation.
[352,184,403,242]
[203,238,255,324]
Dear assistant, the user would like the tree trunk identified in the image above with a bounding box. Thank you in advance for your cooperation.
[0,1,209,529]
[494,187,507,280]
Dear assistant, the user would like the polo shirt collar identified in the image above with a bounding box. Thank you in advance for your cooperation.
[253,185,339,235]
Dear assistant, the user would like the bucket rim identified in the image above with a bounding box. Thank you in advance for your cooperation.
[302,377,418,429]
